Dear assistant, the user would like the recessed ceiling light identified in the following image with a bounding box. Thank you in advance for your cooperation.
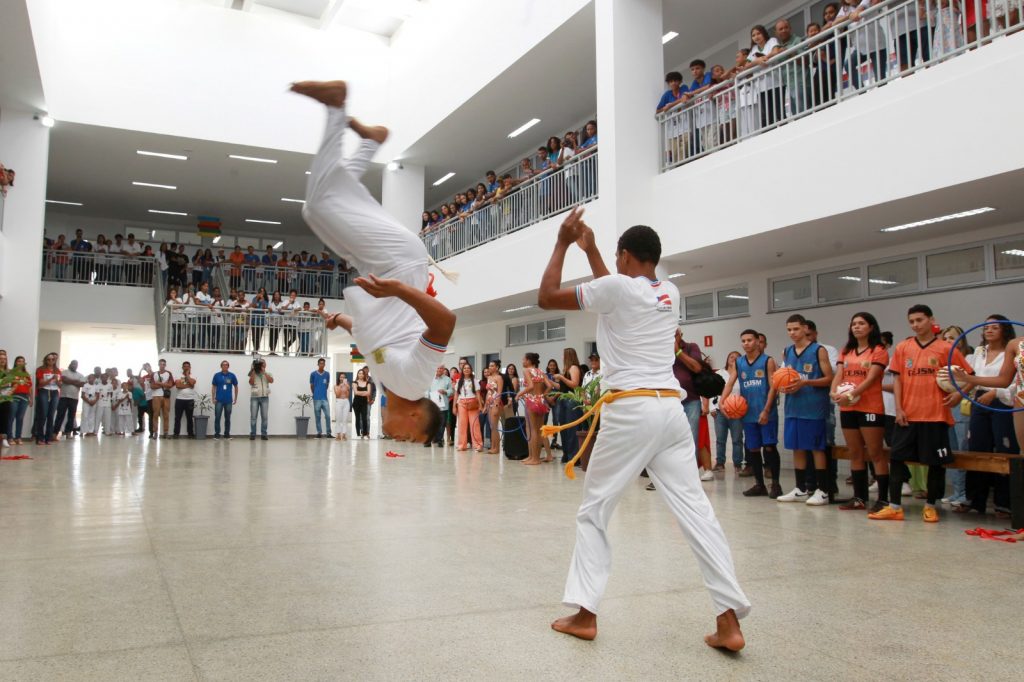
[137,150,188,160]
[281,197,306,204]
[273,241,284,249]
[45,199,83,206]
[879,207,995,233]
[668,273,686,279]
[150,230,156,238]
[433,172,456,186]
[1001,249,1024,257]
[245,218,282,225]
[508,118,541,138]
[662,31,679,44]
[386,161,400,171]
[503,305,536,313]
[305,171,311,175]
[39,115,55,128]
[229,154,278,164]
[148,209,188,216]
[132,181,177,190]
[212,236,222,244]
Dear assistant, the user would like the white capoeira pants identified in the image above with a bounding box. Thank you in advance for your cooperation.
[81,403,97,434]
[563,395,751,619]
[335,398,350,437]
[97,406,114,435]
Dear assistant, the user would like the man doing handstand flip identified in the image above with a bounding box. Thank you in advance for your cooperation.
[292,80,454,444]
[537,207,750,650]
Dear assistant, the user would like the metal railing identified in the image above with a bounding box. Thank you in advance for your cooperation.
[420,149,599,260]
[213,262,351,299]
[159,304,328,356]
[658,0,1023,171]
[41,249,156,287]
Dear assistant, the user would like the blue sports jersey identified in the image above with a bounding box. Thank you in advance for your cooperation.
[782,342,829,420]
[737,353,776,424]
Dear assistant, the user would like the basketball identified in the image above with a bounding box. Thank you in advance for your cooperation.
[771,366,801,391]
[835,381,860,404]
[720,394,748,419]
[936,366,963,393]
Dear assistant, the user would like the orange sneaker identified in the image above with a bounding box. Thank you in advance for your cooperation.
[868,505,905,521]
[922,506,939,523]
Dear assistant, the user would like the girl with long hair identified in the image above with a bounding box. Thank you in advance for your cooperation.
[352,367,371,439]
[516,353,555,464]
[455,365,483,451]
[552,348,583,465]
[484,361,504,454]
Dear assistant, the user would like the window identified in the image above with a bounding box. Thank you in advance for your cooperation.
[926,246,985,288]
[817,268,861,303]
[683,284,749,321]
[868,258,918,296]
[507,317,567,346]
[993,239,1024,280]
[717,286,750,317]
[772,276,812,310]
[684,292,713,321]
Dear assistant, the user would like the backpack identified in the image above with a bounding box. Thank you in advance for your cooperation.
[692,352,726,399]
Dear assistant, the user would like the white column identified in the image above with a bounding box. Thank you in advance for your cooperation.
[594,0,663,236]
[381,163,426,234]
[0,108,50,370]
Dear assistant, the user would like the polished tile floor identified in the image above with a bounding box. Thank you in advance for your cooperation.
[0,435,1020,681]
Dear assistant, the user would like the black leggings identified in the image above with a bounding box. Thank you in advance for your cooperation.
[890,462,945,506]
[353,397,369,436]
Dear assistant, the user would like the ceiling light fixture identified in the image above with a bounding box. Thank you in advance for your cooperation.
[662,31,679,44]
[386,161,402,172]
[433,172,456,186]
[37,114,55,128]
[1001,249,1024,257]
[305,171,311,175]
[281,197,306,204]
[150,230,156,238]
[137,150,188,161]
[245,218,282,225]
[132,181,177,190]
[508,118,541,138]
[45,199,83,206]
[879,207,995,233]
[148,209,188,216]
[503,305,536,313]
[228,154,278,164]
[838,276,899,285]
[273,241,284,249]
[668,273,686,279]
[212,236,222,244]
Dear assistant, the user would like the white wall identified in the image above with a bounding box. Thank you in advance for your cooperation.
[449,310,595,376]
[40,282,156,327]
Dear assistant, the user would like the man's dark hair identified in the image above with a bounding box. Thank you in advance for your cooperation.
[616,225,661,265]
[689,59,706,69]
[758,333,767,343]
[419,398,443,445]
[486,170,496,177]
[881,331,893,345]
[804,319,817,331]
[786,314,807,326]
[908,304,933,317]
[501,173,512,180]
[740,329,759,338]
[665,71,684,83]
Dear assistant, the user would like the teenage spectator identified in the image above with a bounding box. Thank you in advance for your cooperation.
[151,359,174,439]
[319,251,335,296]
[428,365,453,447]
[248,357,273,441]
[579,120,598,150]
[941,324,973,507]
[711,351,745,474]
[173,361,197,439]
[229,290,249,352]
[298,301,315,355]
[211,360,238,439]
[194,281,214,348]
[228,245,245,290]
[96,373,115,436]
[94,234,110,284]
[310,357,332,438]
[202,248,216,285]
[672,330,712,482]
[334,373,351,441]
[455,364,483,452]
[250,288,269,353]
[266,290,284,354]
[282,290,300,354]
[33,352,61,446]
[658,71,689,164]
[9,355,32,444]
[353,367,371,439]
[745,24,785,128]
[156,243,170,288]
[49,234,70,281]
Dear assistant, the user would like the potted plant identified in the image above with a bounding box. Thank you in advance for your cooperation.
[193,393,213,440]
[552,376,605,471]
[290,393,313,438]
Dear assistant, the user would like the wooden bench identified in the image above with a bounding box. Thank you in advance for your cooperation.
[832,447,1024,528]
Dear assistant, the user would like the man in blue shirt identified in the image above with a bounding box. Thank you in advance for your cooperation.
[687,59,714,94]
[319,251,336,297]
[211,360,239,439]
[243,246,260,291]
[261,246,277,291]
[310,357,332,438]
[484,170,500,198]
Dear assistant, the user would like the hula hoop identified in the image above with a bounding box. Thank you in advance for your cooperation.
[947,320,1024,414]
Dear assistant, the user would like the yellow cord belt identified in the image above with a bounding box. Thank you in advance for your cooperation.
[541,389,681,479]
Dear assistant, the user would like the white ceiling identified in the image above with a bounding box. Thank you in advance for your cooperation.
[661,0,794,71]
[241,0,419,37]
[45,122,382,239]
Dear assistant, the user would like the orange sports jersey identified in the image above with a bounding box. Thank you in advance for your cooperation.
[837,345,889,414]
[888,337,971,424]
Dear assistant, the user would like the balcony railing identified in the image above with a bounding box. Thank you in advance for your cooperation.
[658,0,1023,171]
[420,149,598,260]
[159,304,328,357]
[213,262,350,299]
[42,249,156,287]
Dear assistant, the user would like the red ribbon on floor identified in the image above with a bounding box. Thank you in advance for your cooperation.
[385,451,405,458]
[965,527,1024,543]
[1,455,33,460]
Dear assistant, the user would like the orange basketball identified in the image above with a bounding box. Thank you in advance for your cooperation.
[771,366,801,391]
[720,394,748,420]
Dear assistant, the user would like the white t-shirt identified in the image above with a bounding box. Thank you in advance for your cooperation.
[116,388,133,415]
[748,37,781,89]
[98,383,113,407]
[152,370,171,397]
[123,241,143,256]
[176,376,197,401]
[346,262,442,401]
[82,384,98,405]
[574,274,679,393]
[969,346,1014,405]
[457,379,477,400]
[60,370,85,399]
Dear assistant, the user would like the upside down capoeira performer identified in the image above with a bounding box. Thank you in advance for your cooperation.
[292,80,454,444]
[537,208,750,650]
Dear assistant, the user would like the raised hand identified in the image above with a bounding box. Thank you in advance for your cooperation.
[354,274,406,299]
[557,206,586,246]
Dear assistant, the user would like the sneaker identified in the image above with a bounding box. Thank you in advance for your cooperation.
[261,436,269,441]
[424,443,431,448]
[712,463,726,472]
[868,505,905,521]
[901,483,913,496]
[868,481,878,492]
[769,483,783,499]
[839,498,866,511]
[645,482,656,491]
[1,439,9,448]
[224,436,232,441]
[869,500,888,514]
[699,469,715,482]
[805,489,829,506]
[738,465,754,477]
[742,483,768,497]
[776,488,808,503]
[249,435,256,440]
[922,506,939,523]
[213,435,220,439]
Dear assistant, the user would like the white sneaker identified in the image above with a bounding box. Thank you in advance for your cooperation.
[1,438,8,448]
[776,488,808,502]
[902,483,913,496]
[805,489,829,506]
[699,468,714,482]
[868,481,878,492]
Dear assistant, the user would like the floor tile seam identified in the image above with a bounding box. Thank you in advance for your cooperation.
[0,639,188,665]
[0,548,156,566]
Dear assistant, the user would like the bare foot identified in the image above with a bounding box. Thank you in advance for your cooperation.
[349,118,389,144]
[704,609,745,652]
[542,456,553,463]
[290,80,347,107]
[523,459,541,466]
[551,608,597,641]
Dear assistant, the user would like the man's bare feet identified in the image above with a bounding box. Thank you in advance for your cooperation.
[523,458,541,465]
[349,118,389,144]
[290,80,347,108]
[704,609,745,652]
[551,608,597,641]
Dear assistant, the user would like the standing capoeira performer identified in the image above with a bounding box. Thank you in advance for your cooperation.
[292,80,454,444]
[537,208,750,650]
